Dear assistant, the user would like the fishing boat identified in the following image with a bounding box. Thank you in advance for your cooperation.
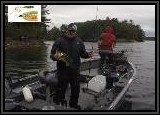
[5,50,136,110]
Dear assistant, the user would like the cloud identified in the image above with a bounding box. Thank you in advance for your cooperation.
[46,5,155,37]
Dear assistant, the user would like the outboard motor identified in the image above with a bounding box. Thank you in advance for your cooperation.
[39,70,59,110]
[39,70,58,87]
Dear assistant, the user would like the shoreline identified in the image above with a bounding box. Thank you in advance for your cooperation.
[5,40,45,49]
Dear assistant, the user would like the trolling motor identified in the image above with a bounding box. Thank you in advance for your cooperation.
[39,70,58,87]
[39,70,59,110]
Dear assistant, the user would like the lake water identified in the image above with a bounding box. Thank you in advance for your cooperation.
[4,41,156,110]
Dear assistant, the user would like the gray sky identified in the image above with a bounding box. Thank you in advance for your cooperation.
[46,5,155,37]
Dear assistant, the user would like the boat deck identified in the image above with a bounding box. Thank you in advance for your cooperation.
[5,52,136,110]
[19,66,132,110]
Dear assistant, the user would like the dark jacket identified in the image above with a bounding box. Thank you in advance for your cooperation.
[50,36,90,75]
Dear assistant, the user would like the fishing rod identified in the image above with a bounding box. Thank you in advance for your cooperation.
[87,6,99,88]
[90,5,99,63]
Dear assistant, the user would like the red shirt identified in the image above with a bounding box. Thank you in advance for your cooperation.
[98,27,116,51]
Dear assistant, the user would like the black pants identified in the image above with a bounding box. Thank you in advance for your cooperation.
[98,51,113,75]
[57,68,80,106]
[99,51,113,68]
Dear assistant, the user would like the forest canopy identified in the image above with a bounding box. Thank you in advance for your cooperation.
[46,17,145,42]
[5,5,145,42]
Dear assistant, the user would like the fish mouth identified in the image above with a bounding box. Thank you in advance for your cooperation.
[20,11,38,21]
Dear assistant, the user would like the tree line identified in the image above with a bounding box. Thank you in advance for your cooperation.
[46,17,145,42]
[5,5,50,42]
[5,5,145,43]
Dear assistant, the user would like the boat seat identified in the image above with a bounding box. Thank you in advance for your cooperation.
[82,87,99,96]
[39,70,58,87]
[81,75,111,99]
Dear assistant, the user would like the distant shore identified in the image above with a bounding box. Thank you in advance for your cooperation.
[144,37,155,41]
[5,40,45,49]
[5,37,155,49]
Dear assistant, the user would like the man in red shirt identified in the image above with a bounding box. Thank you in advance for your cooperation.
[98,26,116,71]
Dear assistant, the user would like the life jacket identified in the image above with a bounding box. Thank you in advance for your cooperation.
[99,26,116,51]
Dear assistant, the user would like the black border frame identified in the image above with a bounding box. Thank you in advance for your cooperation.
[1,0,159,114]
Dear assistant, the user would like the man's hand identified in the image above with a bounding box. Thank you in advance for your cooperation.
[54,50,64,60]
[98,40,102,46]
[88,51,94,58]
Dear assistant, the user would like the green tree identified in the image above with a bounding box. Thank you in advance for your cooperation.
[46,27,61,40]
[47,16,145,42]
[5,5,50,41]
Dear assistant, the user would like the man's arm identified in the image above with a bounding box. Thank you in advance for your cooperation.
[98,33,103,47]
[79,40,93,59]
[50,40,61,61]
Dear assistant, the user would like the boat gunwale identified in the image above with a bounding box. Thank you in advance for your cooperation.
[107,61,136,110]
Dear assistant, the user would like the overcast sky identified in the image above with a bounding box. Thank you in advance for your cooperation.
[46,5,155,37]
